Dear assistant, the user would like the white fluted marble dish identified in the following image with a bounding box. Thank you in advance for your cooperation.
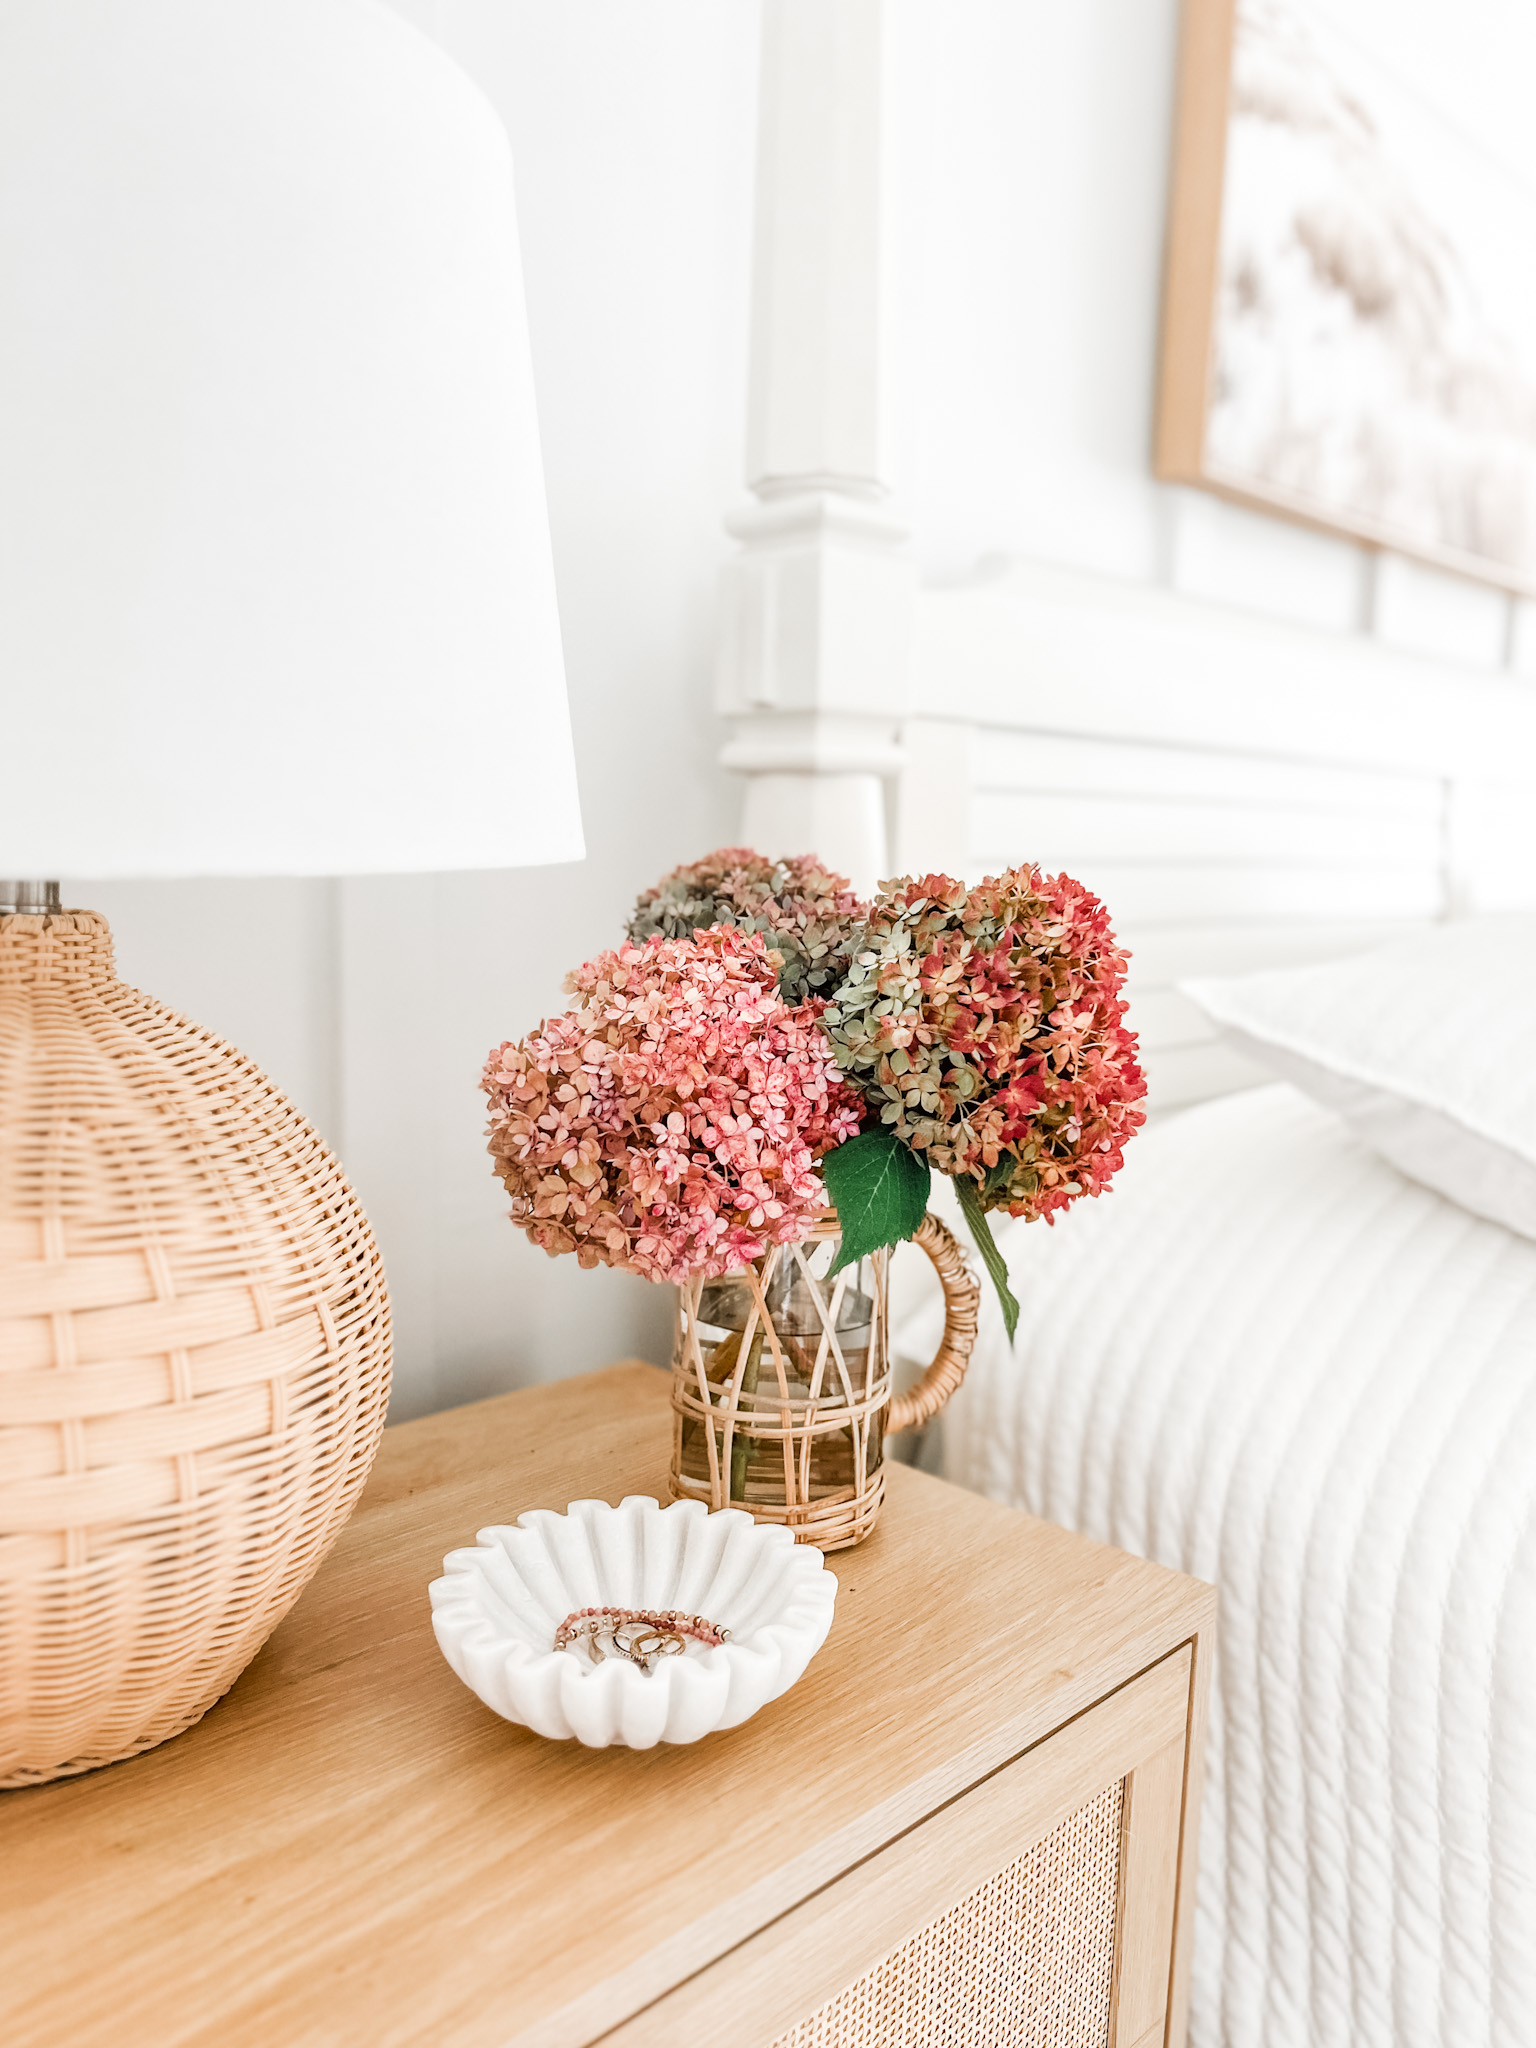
[429,1495,837,1748]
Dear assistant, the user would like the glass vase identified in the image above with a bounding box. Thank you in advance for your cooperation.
[670,1211,979,1552]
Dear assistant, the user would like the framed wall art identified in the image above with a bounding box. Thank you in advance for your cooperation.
[1156,0,1536,593]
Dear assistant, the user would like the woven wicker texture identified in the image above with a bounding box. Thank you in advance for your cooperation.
[887,1213,981,1435]
[772,1778,1125,2048]
[0,912,390,1785]
[670,1212,979,1553]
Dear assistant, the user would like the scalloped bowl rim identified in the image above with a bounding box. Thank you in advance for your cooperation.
[428,1494,838,1747]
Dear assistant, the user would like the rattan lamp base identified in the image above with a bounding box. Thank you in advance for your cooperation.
[0,911,391,1785]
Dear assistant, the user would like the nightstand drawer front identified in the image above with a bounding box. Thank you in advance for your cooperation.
[605,1648,1192,2048]
[771,1776,1124,2048]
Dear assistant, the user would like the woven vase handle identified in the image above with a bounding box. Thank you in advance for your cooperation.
[886,1212,982,1435]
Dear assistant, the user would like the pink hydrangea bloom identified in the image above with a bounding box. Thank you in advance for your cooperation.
[482,927,863,1282]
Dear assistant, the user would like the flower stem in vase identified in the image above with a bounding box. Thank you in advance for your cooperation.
[729,1325,766,1502]
[706,1329,742,1383]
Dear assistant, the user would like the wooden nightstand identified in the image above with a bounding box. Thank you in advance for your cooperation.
[1,1364,1214,2048]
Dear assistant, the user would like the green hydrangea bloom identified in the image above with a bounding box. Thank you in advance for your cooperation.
[627,847,866,1003]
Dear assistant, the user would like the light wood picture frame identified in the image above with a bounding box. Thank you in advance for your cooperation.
[1156,0,1536,595]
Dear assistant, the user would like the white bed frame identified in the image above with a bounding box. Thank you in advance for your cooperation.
[900,558,1536,1104]
[717,0,1536,1110]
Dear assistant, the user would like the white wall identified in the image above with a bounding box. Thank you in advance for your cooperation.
[83,0,1532,1421]
[892,0,1179,586]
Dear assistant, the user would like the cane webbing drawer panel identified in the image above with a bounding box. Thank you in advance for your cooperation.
[772,1777,1124,2048]
[605,1648,1191,2048]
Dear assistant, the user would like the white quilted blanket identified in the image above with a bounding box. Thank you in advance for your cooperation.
[927,1086,1536,2048]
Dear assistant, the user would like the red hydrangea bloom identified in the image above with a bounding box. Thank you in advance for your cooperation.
[481,927,862,1282]
[821,866,1146,1222]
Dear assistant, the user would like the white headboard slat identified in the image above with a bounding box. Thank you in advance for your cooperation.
[898,559,1536,1110]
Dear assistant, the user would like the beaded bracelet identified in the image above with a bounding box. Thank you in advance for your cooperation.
[553,1606,731,1655]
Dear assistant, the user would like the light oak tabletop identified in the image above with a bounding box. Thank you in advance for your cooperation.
[1,1363,1213,2048]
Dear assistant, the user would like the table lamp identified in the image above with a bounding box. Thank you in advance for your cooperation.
[0,0,582,1784]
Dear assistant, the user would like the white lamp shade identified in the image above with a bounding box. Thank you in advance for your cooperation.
[0,0,582,877]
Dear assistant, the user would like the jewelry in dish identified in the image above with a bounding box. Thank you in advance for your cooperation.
[605,1625,683,1672]
[553,1606,731,1666]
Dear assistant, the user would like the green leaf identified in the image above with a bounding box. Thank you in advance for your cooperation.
[954,1175,1020,1344]
[821,1127,931,1274]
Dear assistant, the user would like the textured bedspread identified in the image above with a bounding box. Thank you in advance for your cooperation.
[929,1086,1536,2048]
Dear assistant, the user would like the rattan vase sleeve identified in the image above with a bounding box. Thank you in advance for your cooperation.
[0,911,391,1785]
[886,1212,981,1435]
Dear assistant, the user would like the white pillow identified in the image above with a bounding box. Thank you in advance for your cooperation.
[1181,915,1536,1241]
